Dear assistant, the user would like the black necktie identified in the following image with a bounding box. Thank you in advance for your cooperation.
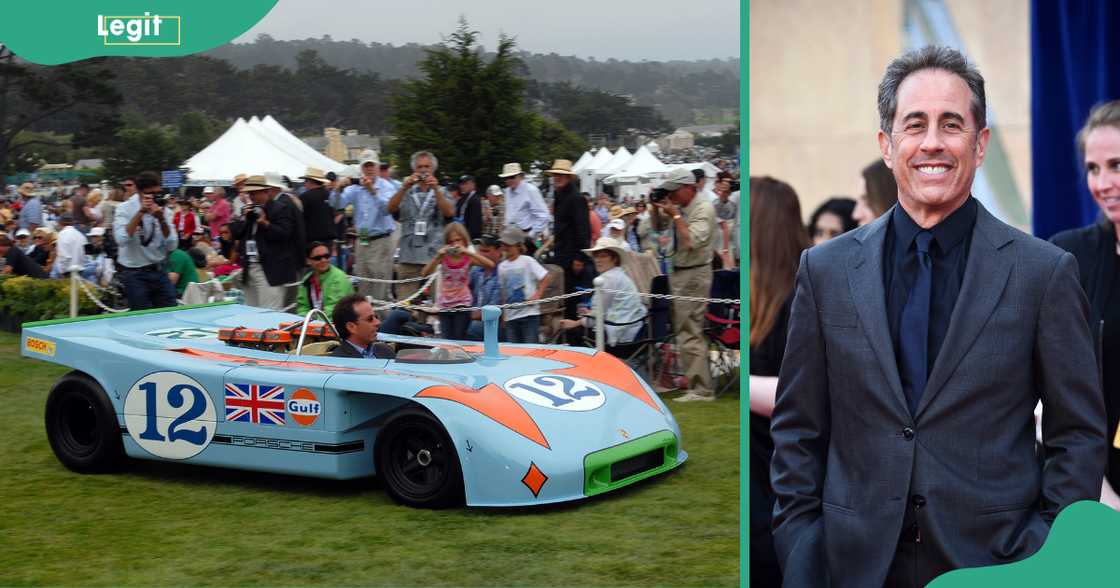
[900,231,933,414]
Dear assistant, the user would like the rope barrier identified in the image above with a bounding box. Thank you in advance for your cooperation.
[600,287,740,306]
[77,278,129,313]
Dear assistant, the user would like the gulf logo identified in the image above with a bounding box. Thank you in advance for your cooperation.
[287,388,321,426]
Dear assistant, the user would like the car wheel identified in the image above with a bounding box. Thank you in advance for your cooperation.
[44,372,125,473]
[375,408,464,508]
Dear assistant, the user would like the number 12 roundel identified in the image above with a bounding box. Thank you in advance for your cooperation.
[124,371,217,460]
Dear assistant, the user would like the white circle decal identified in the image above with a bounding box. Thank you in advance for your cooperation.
[123,371,217,459]
[504,374,606,411]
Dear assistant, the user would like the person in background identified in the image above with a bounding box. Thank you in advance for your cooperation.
[593,193,611,226]
[455,175,485,240]
[173,195,198,247]
[166,246,199,297]
[379,162,401,192]
[0,233,48,278]
[299,167,337,246]
[499,162,551,239]
[86,189,104,227]
[297,241,354,317]
[51,213,88,279]
[853,158,900,225]
[17,183,41,231]
[69,183,92,233]
[389,151,456,302]
[807,197,858,245]
[28,228,51,267]
[557,237,645,346]
[481,184,505,236]
[1050,98,1120,511]
[465,233,504,341]
[650,167,717,402]
[330,293,396,359]
[497,226,552,343]
[333,155,397,303]
[204,186,231,240]
[746,176,810,587]
[422,222,495,340]
[230,175,299,310]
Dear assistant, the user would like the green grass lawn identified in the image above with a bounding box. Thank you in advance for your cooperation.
[0,331,740,587]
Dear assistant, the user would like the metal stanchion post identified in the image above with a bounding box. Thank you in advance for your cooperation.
[593,276,605,352]
[69,271,78,317]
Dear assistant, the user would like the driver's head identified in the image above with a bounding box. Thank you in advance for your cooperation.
[333,293,380,347]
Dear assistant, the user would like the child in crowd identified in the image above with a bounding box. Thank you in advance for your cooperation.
[422,222,495,340]
[496,226,552,343]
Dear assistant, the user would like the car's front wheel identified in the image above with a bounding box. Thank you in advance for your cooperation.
[375,408,464,508]
[44,372,125,473]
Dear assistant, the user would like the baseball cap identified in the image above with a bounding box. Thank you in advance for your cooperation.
[202,186,216,194]
[608,218,626,230]
[472,233,500,247]
[88,227,106,237]
[498,226,527,245]
[459,174,475,184]
[486,185,502,197]
[658,167,698,191]
[15,229,30,237]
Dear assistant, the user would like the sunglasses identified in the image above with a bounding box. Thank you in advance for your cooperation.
[308,254,330,261]
[356,315,376,323]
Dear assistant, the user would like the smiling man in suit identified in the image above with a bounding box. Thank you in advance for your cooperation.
[769,45,1107,587]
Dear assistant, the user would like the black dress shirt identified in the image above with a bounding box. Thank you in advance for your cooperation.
[884,198,977,377]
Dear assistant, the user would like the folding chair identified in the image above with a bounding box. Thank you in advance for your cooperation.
[704,269,741,395]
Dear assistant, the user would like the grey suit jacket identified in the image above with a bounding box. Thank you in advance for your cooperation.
[769,203,1106,587]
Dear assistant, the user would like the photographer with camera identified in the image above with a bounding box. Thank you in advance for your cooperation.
[230,175,300,310]
[388,150,455,302]
[332,155,397,303]
[112,171,179,310]
[650,167,718,402]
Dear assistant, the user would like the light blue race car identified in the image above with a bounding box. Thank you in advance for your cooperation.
[21,303,686,508]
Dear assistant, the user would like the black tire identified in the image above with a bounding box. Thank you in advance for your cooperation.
[44,372,125,473]
[375,408,464,508]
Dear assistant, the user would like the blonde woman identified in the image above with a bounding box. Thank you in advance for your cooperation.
[86,189,104,226]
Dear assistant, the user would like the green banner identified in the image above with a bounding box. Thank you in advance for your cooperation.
[0,1,278,64]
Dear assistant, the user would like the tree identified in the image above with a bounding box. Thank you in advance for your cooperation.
[101,124,183,182]
[176,111,226,157]
[0,46,122,179]
[387,20,538,182]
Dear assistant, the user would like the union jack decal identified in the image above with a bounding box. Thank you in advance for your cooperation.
[224,383,286,426]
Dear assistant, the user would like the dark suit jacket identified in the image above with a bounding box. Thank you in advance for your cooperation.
[455,191,484,240]
[770,203,1106,587]
[299,186,336,244]
[330,339,395,359]
[1050,218,1114,359]
[552,182,590,263]
[232,196,300,286]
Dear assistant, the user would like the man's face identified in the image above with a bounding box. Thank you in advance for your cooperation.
[460,180,475,194]
[597,196,609,208]
[347,300,380,346]
[249,190,269,206]
[307,245,331,275]
[76,186,88,198]
[504,174,521,189]
[878,69,989,220]
[362,163,377,178]
[552,174,571,189]
[413,156,434,176]
[379,166,391,179]
[670,185,697,207]
[16,235,29,248]
[219,227,232,241]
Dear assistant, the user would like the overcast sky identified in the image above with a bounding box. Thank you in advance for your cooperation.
[232,0,741,62]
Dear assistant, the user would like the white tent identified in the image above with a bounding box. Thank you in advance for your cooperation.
[645,141,661,154]
[680,161,721,178]
[252,115,349,174]
[578,147,614,195]
[570,151,594,174]
[603,146,670,184]
[184,118,313,184]
[594,147,633,177]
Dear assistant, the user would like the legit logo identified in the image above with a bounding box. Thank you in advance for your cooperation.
[287,388,321,427]
[97,13,181,46]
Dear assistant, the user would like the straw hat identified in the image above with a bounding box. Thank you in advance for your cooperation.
[232,173,249,186]
[609,205,637,220]
[543,159,577,176]
[582,236,629,259]
[498,162,524,178]
[300,166,329,184]
[240,175,271,192]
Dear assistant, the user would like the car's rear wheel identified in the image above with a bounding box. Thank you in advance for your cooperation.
[375,408,463,508]
[45,372,125,473]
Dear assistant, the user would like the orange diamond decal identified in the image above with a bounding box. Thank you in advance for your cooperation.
[521,462,548,497]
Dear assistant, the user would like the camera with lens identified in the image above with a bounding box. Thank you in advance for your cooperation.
[350,177,361,186]
[150,193,167,207]
[649,188,670,203]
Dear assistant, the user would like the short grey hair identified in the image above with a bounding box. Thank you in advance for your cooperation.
[410,150,439,171]
[1076,100,1120,155]
[877,46,986,135]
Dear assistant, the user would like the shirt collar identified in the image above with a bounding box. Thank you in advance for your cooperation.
[891,197,977,254]
[347,339,372,357]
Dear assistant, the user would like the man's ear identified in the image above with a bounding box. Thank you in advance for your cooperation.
[878,129,893,169]
[974,127,991,166]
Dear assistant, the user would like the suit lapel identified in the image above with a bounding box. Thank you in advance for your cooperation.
[847,213,909,416]
[914,204,1014,419]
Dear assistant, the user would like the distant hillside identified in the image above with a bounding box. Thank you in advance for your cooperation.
[204,35,740,126]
